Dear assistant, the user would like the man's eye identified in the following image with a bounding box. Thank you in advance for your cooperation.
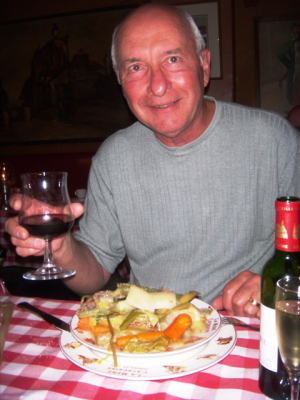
[169,56,179,63]
[130,65,140,72]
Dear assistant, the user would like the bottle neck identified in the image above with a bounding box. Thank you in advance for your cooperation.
[275,201,300,252]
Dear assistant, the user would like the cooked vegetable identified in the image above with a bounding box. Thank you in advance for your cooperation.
[123,336,169,353]
[77,308,112,318]
[156,302,190,318]
[126,285,176,313]
[149,291,177,310]
[77,317,93,331]
[164,313,192,341]
[116,331,166,348]
[119,310,144,330]
[76,285,208,356]
[178,291,200,304]
[107,315,117,367]
[112,299,135,314]
[119,309,158,330]
[158,303,208,331]
[93,325,111,336]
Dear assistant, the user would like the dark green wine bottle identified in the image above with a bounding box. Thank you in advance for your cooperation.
[259,196,300,399]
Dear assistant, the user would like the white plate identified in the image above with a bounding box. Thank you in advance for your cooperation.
[60,324,236,380]
[70,298,221,363]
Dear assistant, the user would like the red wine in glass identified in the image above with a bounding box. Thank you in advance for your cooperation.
[19,172,76,280]
[20,214,74,239]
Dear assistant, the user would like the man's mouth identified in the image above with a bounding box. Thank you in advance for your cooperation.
[151,100,179,109]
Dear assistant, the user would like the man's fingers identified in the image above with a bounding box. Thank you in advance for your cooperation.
[218,271,261,317]
[70,203,84,219]
[211,295,224,310]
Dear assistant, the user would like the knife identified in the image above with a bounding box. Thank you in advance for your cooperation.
[17,302,70,332]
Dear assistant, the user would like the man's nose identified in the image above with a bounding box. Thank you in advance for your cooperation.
[148,67,170,96]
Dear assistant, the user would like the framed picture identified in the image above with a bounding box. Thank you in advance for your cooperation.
[255,14,300,117]
[177,2,221,79]
[0,5,137,146]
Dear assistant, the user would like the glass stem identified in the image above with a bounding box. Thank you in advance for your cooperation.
[44,239,54,267]
[288,368,300,400]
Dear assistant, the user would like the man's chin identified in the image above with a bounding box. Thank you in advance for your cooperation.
[153,130,188,146]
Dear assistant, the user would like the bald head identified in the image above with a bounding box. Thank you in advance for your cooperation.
[111,3,205,79]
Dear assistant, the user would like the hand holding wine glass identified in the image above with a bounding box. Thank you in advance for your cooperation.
[19,172,76,280]
[275,276,300,400]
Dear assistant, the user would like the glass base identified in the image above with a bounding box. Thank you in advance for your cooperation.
[23,266,76,281]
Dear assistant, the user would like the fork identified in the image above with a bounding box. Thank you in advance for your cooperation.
[0,301,14,365]
[221,316,260,331]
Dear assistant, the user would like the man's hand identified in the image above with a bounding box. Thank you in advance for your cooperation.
[5,194,84,258]
[212,271,261,318]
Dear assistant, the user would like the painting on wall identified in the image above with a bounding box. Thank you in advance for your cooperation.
[255,14,300,117]
[0,5,137,146]
[177,2,221,79]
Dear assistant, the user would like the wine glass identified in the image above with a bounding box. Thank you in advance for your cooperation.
[275,276,300,400]
[19,172,76,280]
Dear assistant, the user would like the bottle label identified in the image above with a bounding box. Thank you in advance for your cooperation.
[276,200,300,251]
[260,304,278,372]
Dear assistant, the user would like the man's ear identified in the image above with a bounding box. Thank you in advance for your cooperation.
[114,69,121,84]
[201,49,211,88]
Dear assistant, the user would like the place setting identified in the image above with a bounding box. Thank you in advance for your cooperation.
[61,309,236,380]
[18,284,238,381]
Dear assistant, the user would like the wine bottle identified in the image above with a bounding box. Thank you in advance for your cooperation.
[259,196,300,399]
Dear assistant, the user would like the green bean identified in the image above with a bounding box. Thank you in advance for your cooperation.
[107,315,117,368]
[119,310,143,330]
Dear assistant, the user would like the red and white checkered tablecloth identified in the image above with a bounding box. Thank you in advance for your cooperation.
[0,294,267,400]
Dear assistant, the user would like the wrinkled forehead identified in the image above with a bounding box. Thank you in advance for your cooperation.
[116,6,194,60]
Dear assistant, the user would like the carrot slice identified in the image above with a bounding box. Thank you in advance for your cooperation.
[164,313,192,341]
[77,317,92,331]
[116,334,135,348]
[93,324,111,336]
[136,331,165,343]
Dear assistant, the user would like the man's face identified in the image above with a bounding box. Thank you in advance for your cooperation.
[116,9,210,146]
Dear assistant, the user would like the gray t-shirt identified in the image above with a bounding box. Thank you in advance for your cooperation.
[74,98,300,303]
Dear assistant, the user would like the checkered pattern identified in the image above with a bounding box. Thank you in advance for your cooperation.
[0,295,266,400]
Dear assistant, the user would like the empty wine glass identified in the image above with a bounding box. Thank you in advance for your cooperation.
[19,172,76,280]
[275,276,300,400]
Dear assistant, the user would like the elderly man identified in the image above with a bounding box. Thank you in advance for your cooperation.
[6,4,300,318]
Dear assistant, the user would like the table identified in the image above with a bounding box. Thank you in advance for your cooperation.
[0,294,267,400]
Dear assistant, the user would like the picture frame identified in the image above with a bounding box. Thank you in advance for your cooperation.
[177,2,221,79]
[0,5,137,146]
[255,14,300,117]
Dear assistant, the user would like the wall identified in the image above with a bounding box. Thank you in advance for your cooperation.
[1,0,298,111]
[234,0,300,107]
[1,152,93,196]
[0,0,233,108]
[0,0,234,181]
[0,0,234,105]
[1,0,297,195]
[0,0,234,131]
